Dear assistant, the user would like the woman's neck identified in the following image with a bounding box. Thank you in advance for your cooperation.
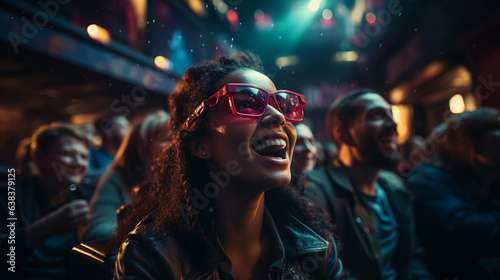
[214,191,271,280]
[214,191,266,250]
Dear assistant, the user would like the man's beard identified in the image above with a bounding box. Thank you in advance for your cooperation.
[358,135,398,169]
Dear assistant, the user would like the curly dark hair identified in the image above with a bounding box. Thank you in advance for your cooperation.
[111,52,332,272]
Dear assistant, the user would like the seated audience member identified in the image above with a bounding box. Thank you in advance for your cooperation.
[305,89,433,280]
[322,141,339,166]
[111,53,344,279]
[407,108,500,279]
[397,135,426,178]
[0,123,92,279]
[424,122,447,159]
[89,114,130,173]
[81,111,170,242]
[292,122,319,175]
[15,137,35,179]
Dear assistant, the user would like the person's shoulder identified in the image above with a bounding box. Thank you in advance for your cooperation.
[378,169,406,191]
[305,164,328,177]
[127,215,174,243]
[379,169,403,181]
[117,215,190,272]
[411,164,450,178]
[302,166,331,199]
[407,164,458,191]
[115,216,179,279]
[304,162,341,185]
[408,164,454,183]
[94,170,126,194]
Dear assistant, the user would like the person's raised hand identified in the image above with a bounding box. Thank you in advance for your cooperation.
[41,199,90,235]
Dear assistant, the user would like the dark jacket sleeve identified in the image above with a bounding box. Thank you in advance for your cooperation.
[114,236,175,280]
[328,236,345,280]
[408,165,500,255]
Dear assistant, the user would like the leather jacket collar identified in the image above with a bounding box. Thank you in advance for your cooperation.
[115,207,338,279]
[214,208,331,279]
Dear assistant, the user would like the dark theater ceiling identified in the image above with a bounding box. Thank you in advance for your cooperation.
[0,0,499,118]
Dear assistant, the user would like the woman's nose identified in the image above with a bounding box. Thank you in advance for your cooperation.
[261,98,286,128]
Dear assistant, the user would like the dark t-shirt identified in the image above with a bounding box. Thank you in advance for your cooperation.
[361,182,399,280]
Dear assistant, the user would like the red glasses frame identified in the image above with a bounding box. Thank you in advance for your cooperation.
[182,83,306,130]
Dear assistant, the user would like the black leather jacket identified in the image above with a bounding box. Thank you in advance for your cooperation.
[114,208,344,279]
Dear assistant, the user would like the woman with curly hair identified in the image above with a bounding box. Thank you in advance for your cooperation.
[112,53,343,279]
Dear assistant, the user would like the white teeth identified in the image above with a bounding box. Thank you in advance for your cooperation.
[254,138,287,151]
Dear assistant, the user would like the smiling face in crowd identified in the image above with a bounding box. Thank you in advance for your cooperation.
[348,93,399,168]
[202,69,297,194]
[293,123,318,174]
[36,135,89,192]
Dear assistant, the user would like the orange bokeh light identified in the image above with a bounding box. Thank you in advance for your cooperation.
[87,24,111,44]
[154,56,170,71]
[366,12,376,24]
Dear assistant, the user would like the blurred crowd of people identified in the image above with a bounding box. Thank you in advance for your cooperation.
[0,52,499,280]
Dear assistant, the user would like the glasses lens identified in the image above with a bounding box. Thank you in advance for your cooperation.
[233,87,267,115]
[276,92,304,121]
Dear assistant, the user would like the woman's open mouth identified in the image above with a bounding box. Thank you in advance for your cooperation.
[252,138,287,159]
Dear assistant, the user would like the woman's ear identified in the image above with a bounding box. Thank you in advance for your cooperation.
[190,138,211,159]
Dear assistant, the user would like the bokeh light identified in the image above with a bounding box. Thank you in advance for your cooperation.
[366,12,376,24]
[308,0,321,12]
[87,24,111,44]
[334,51,359,62]
[449,94,465,114]
[254,9,273,30]
[226,9,240,31]
[322,9,333,20]
[275,55,299,67]
[154,56,170,71]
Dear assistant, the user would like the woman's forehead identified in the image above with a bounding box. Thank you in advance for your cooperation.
[216,69,276,92]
